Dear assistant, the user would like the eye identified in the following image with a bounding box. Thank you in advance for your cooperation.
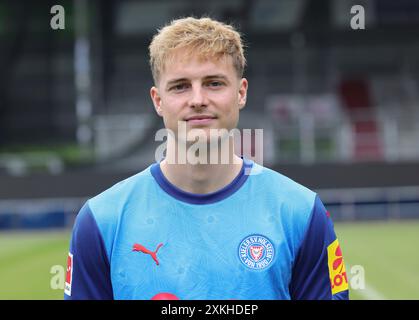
[170,83,189,92]
[207,81,224,88]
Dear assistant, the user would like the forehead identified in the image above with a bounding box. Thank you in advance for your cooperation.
[160,49,236,83]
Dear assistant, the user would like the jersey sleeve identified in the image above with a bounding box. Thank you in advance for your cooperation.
[64,202,114,300]
[289,195,349,300]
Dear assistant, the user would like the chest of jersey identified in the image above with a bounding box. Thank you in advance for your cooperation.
[109,195,296,300]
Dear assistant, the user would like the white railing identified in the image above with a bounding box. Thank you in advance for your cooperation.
[317,186,419,221]
[264,99,419,164]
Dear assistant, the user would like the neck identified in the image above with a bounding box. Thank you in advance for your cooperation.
[160,136,243,194]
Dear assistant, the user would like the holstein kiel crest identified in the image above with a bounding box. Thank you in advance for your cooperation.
[238,234,275,270]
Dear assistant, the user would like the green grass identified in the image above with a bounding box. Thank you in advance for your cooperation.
[0,230,71,299]
[0,143,95,171]
[335,220,419,300]
[0,221,418,299]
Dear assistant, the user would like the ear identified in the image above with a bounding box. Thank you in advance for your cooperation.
[150,86,163,117]
[238,78,248,110]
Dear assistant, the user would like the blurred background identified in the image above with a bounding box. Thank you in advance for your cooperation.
[0,0,419,299]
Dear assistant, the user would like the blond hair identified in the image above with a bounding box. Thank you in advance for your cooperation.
[149,17,246,84]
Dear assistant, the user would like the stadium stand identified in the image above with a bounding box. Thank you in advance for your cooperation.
[1,0,419,229]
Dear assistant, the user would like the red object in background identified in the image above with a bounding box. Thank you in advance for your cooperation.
[338,78,382,160]
[151,293,180,300]
[351,119,382,159]
[338,79,372,110]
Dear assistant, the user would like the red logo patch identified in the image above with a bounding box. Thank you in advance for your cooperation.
[133,243,163,265]
[64,252,73,296]
[151,292,180,300]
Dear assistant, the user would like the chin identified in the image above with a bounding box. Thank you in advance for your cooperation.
[186,127,212,142]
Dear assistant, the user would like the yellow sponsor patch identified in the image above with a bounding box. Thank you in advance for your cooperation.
[327,239,349,295]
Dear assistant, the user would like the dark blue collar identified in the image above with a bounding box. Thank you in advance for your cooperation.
[150,158,253,204]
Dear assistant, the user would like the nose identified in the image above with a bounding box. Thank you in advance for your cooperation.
[189,85,208,109]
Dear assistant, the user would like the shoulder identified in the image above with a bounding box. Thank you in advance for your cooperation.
[248,161,317,212]
[88,165,154,217]
[246,161,318,244]
[83,165,155,252]
[74,165,156,260]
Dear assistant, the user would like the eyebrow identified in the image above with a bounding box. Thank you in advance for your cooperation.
[165,74,230,89]
[165,78,188,89]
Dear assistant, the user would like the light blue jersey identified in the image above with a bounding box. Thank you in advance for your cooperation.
[64,158,349,300]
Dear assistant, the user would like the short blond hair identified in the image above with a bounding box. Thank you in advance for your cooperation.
[149,17,246,84]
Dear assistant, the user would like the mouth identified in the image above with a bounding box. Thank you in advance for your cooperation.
[184,115,217,126]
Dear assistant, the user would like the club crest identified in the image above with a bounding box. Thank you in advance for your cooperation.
[238,234,275,270]
[250,246,264,262]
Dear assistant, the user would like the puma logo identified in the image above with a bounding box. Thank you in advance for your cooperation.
[132,243,163,265]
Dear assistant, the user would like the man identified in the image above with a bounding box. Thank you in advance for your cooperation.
[64,17,349,300]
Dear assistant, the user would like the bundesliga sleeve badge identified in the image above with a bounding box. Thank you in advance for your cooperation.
[238,235,275,270]
[64,252,73,296]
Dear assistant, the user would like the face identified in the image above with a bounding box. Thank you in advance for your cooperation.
[150,49,248,144]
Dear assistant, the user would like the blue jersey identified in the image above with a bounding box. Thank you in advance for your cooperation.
[64,158,349,300]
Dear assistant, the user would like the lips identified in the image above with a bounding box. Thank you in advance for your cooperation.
[185,115,217,121]
[184,115,217,125]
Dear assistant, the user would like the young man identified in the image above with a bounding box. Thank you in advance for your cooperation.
[64,17,349,300]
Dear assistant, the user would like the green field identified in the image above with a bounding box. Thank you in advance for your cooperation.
[0,220,418,300]
[0,230,71,299]
[335,220,419,300]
